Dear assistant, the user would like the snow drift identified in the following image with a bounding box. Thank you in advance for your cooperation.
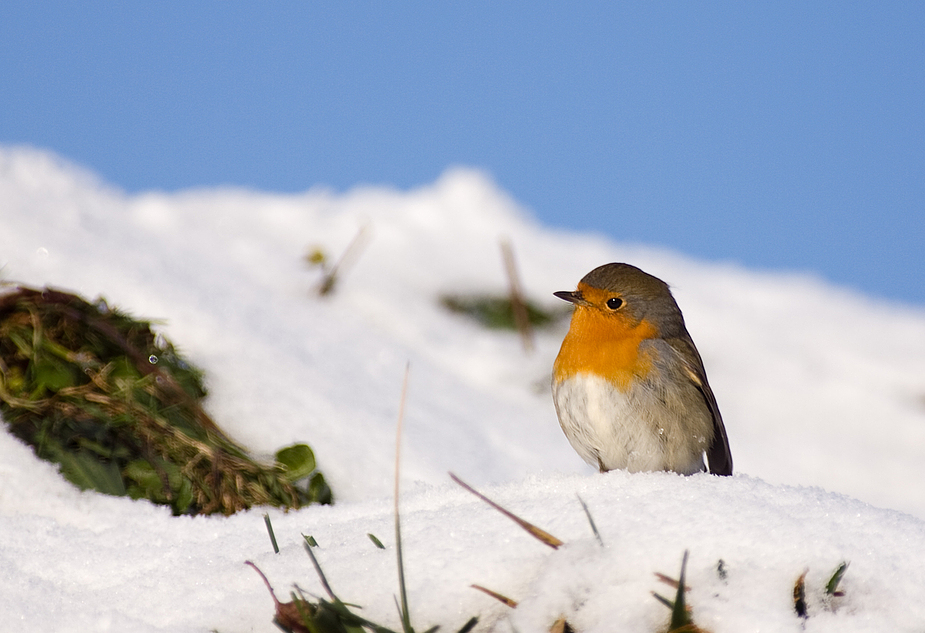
[1,146,924,632]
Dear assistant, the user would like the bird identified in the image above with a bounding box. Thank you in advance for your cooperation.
[552,263,732,476]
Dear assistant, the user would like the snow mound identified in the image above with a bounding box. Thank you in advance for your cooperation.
[1,146,925,631]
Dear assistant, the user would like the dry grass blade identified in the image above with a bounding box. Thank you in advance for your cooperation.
[317,223,371,296]
[395,363,413,632]
[500,238,534,353]
[471,584,518,608]
[449,472,563,549]
[655,573,692,591]
[793,568,809,619]
[549,617,575,633]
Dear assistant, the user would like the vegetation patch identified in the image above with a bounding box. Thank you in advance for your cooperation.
[0,285,331,515]
[440,293,566,330]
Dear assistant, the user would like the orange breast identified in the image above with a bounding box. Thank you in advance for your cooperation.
[553,307,658,390]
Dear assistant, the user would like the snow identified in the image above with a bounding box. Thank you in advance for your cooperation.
[1,145,925,632]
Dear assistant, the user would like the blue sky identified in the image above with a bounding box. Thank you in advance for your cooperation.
[2,2,923,305]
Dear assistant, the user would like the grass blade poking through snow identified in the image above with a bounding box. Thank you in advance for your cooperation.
[653,550,707,633]
[264,513,279,554]
[449,472,563,549]
[250,553,404,633]
[302,536,338,602]
[500,238,534,354]
[576,494,603,547]
[394,363,413,633]
[669,550,691,632]
[309,223,371,296]
[249,364,479,633]
[826,561,849,597]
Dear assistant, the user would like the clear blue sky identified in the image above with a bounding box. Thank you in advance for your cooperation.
[2,2,923,305]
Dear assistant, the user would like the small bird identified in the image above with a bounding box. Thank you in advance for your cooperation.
[552,263,732,476]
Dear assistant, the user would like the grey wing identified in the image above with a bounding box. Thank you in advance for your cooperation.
[669,335,733,476]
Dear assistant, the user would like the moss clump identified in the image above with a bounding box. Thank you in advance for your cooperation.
[440,293,565,330]
[0,285,331,515]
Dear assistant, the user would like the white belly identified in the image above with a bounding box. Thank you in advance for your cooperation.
[552,373,708,475]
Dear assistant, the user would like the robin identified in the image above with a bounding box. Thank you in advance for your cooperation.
[552,263,732,476]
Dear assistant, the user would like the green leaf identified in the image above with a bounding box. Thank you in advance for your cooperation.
[108,357,141,381]
[2,365,27,395]
[56,450,127,496]
[75,439,110,459]
[275,443,316,482]
[32,358,78,392]
[173,477,193,514]
[309,472,334,505]
[367,533,386,549]
[124,459,194,514]
[123,459,165,495]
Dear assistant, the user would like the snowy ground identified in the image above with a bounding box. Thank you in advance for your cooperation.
[1,146,924,632]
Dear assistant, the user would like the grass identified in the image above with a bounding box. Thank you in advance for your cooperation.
[440,294,566,332]
[243,432,856,632]
[247,369,480,633]
[0,285,331,515]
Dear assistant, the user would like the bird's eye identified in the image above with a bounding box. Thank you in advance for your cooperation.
[606,297,624,310]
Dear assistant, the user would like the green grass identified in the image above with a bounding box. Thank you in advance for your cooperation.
[0,285,331,515]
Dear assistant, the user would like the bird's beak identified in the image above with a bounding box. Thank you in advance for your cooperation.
[554,290,590,306]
